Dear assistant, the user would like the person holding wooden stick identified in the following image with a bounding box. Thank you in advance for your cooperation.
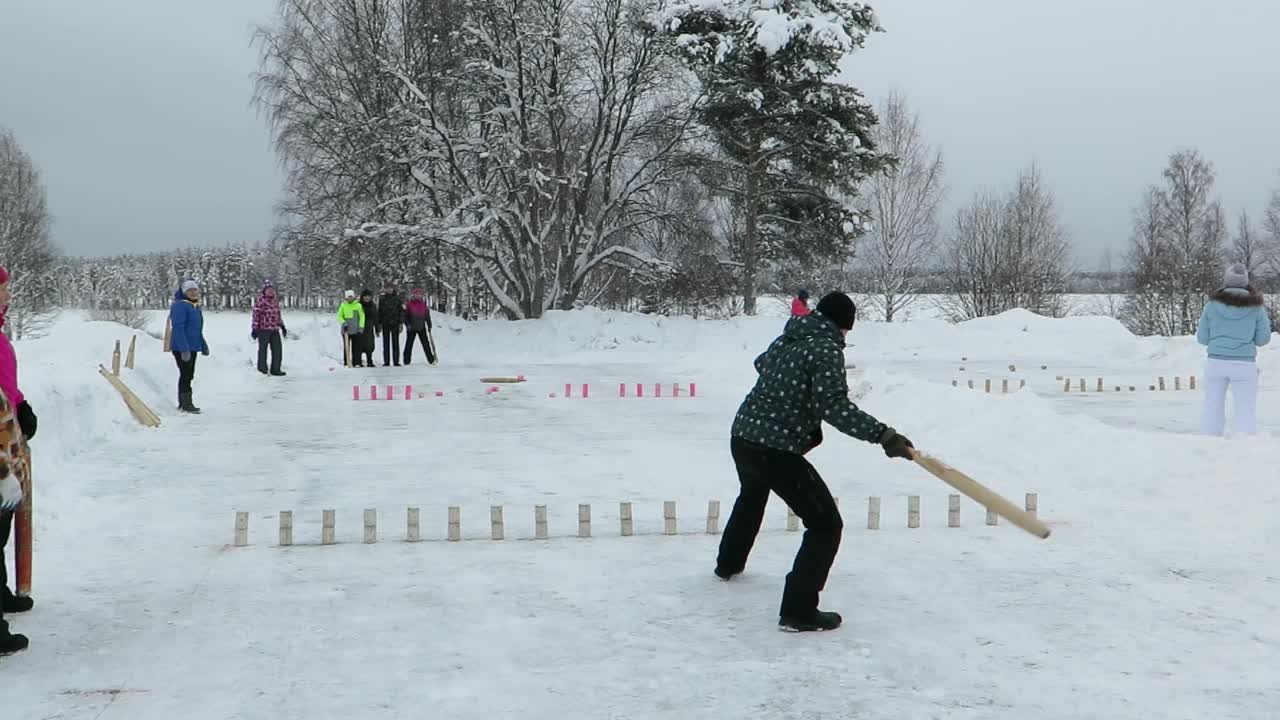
[0,265,33,657]
[716,291,914,632]
[1195,263,1271,436]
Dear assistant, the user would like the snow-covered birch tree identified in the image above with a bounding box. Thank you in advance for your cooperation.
[859,92,943,321]
[342,0,697,319]
[0,128,59,338]
[650,0,892,315]
[1120,149,1225,336]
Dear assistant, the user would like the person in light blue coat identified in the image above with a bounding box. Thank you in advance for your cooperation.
[1195,263,1271,436]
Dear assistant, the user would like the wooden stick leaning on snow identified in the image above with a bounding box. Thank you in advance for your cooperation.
[98,364,161,427]
[911,451,1051,539]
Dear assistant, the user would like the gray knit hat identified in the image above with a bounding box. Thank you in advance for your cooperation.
[1223,263,1249,289]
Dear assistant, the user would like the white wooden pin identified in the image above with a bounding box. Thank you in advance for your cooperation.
[407,507,421,542]
[664,501,677,536]
[706,500,720,535]
[1025,493,1038,518]
[578,503,591,538]
[867,496,880,530]
[1002,379,1009,394]
[363,508,377,543]
[535,505,548,539]
[1175,376,1181,390]
[322,509,335,545]
[448,506,461,541]
[786,506,799,531]
[234,511,248,547]
[907,496,920,529]
[491,505,504,540]
[984,378,992,393]
[279,510,293,546]
[948,495,960,528]
[1079,378,1086,392]
[1190,375,1197,390]
[1097,377,1103,392]
[619,502,633,536]
[1158,376,1166,391]
[985,507,998,526]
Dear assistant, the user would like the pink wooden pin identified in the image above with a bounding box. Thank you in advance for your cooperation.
[352,385,360,401]
[385,385,393,400]
[370,385,379,400]
[655,384,662,398]
[564,383,572,398]
[619,383,627,398]
[582,383,589,398]
[637,384,644,398]
[405,385,413,400]
[689,383,697,398]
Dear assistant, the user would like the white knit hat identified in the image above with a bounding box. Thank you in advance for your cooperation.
[181,280,199,292]
[344,289,356,299]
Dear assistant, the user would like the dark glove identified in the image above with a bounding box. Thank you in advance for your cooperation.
[879,429,914,460]
[202,347,210,356]
[16,401,36,440]
[251,330,259,340]
[803,427,823,454]
[281,326,288,339]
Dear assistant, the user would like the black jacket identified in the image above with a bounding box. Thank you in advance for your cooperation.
[378,292,404,328]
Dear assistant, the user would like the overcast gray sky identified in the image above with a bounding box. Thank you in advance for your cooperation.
[2,0,1278,267]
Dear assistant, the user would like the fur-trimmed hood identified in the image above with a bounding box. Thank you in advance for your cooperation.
[1210,287,1264,308]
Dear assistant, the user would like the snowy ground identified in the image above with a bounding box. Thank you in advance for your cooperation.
[3,305,1279,719]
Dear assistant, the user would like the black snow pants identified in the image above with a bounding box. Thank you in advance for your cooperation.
[257,330,283,374]
[403,328,435,365]
[716,436,844,618]
[0,510,11,634]
[173,351,197,396]
[381,326,401,366]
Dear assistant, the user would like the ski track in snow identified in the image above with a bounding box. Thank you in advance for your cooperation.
[3,308,1279,719]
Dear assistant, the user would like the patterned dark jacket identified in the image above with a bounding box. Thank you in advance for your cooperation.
[731,313,891,454]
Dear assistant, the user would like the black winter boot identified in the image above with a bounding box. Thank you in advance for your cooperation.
[179,392,201,414]
[778,609,842,632]
[2,590,33,613]
[0,630,28,656]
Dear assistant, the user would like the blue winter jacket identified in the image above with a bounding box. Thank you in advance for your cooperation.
[1195,289,1271,361]
[169,289,209,354]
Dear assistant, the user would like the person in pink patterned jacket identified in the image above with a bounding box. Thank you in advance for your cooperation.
[250,281,288,376]
[0,265,35,656]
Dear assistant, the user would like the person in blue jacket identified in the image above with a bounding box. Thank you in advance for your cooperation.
[169,280,210,414]
[1195,263,1272,436]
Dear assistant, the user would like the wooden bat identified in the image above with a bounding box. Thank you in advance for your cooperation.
[912,451,1050,539]
[14,441,32,596]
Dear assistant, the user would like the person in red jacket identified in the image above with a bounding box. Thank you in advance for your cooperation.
[791,289,811,317]
[0,265,35,657]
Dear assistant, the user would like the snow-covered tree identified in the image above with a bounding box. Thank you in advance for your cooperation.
[1120,149,1226,336]
[651,0,892,314]
[939,165,1071,321]
[0,127,59,338]
[858,91,943,321]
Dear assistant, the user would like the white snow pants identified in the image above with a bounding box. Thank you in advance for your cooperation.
[1200,357,1260,436]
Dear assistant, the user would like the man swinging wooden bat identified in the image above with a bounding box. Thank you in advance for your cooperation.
[715,291,915,632]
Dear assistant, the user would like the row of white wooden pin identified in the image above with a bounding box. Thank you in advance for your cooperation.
[1060,376,1196,392]
[233,494,1041,546]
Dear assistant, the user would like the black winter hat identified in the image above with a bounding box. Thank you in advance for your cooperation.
[815,291,857,331]
[797,288,810,300]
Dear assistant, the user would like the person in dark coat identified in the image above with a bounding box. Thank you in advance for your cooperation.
[168,280,210,413]
[378,283,406,367]
[357,289,377,367]
[716,291,914,632]
[402,288,436,365]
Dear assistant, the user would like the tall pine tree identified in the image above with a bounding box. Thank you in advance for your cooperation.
[651,0,891,314]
